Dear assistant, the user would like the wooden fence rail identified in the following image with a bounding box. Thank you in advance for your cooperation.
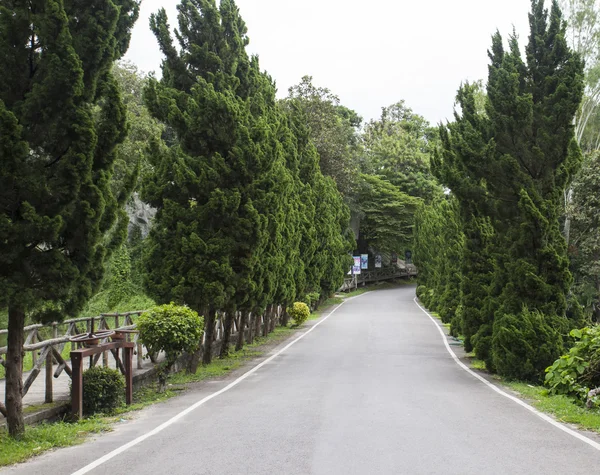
[1,306,285,419]
[340,265,417,291]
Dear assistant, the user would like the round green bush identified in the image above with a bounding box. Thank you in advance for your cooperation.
[288,302,310,326]
[137,304,204,389]
[82,366,125,415]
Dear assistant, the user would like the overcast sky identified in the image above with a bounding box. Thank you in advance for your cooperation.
[124,0,532,125]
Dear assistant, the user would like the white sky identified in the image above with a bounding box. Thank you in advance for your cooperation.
[124,0,532,125]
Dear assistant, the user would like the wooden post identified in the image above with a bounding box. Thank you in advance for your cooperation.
[123,346,133,405]
[71,352,83,420]
[45,347,53,403]
[136,341,143,370]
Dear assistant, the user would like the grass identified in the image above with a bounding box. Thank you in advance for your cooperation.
[0,418,112,467]
[169,326,295,385]
[80,289,155,318]
[504,382,600,432]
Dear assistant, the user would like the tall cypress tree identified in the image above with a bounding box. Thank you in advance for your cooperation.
[434,82,496,360]
[143,0,286,364]
[437,0,584,380]
[0,0,139,436]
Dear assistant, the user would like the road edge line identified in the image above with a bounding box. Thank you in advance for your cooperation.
[413,296,600,452]
[70,293,368,475]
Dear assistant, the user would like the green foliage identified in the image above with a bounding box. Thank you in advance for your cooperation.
[361,101,442,203]
[288,302,310,326]
[138,304,204,366]
[429,1,585,381]
[140,2,352,367]
[545,326,600,405]
[284,76,361,199]
[356,174,419,254]
[414,197,463,326]
[0,0,140,321]
[569,153,600,322]
[81,366,125,416]
[303,292,321,310]
[492,307,566,382]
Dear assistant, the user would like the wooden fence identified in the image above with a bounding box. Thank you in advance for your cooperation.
[340,265,417,291]
[0,307,284,419]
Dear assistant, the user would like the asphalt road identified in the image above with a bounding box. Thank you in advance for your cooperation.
[4,286,600,474]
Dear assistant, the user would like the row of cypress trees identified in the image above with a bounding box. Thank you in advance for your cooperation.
[140,0,353,365]
[415,0,586,381]
[0,0,353,437]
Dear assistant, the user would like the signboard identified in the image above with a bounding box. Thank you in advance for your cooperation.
[352,256,361,275]
[361,254,369,270]
[375,255,382,268]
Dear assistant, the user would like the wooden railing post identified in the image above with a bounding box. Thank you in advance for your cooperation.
[124,345,133,405]
[45,346,53,404]
[71,352,83,420]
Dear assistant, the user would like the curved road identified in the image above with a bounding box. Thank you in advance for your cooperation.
[4,286,600,474]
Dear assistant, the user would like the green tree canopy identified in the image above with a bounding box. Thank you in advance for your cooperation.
[0,0,139,437]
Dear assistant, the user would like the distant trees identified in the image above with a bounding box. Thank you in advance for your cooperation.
[0,0,140,437]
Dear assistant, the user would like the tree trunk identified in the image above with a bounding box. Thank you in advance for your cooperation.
[202,307,216,365]
[263,305,273,337]
[236,310,248,351]
[281,303,290,327]
[270,306,278,332]
[248,313,255,345]
[220,310,235,358]
[6,306,25,438]
[255,309,262,339]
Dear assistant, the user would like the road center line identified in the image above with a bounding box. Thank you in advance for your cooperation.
[71,293,367,475]
[413,297,600,452]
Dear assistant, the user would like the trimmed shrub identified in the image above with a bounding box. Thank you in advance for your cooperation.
[492,307,566,382]
[545,326,600,406]
[288,302,310,326]
[82,366,125,415]
[138,303,204,390]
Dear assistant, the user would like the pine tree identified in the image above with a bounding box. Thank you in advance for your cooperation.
[143,0,290,364]
[436,0,584,380]
[0,0,139,437]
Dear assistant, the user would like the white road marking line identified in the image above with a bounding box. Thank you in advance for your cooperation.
[71,293,367,475]
[413,297,600,452]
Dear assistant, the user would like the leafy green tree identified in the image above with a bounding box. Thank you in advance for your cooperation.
[560,0,600,150]
[355,174,419,254]
[0,0,139,437]
[362,102,441,202]
[284,76,361,201]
